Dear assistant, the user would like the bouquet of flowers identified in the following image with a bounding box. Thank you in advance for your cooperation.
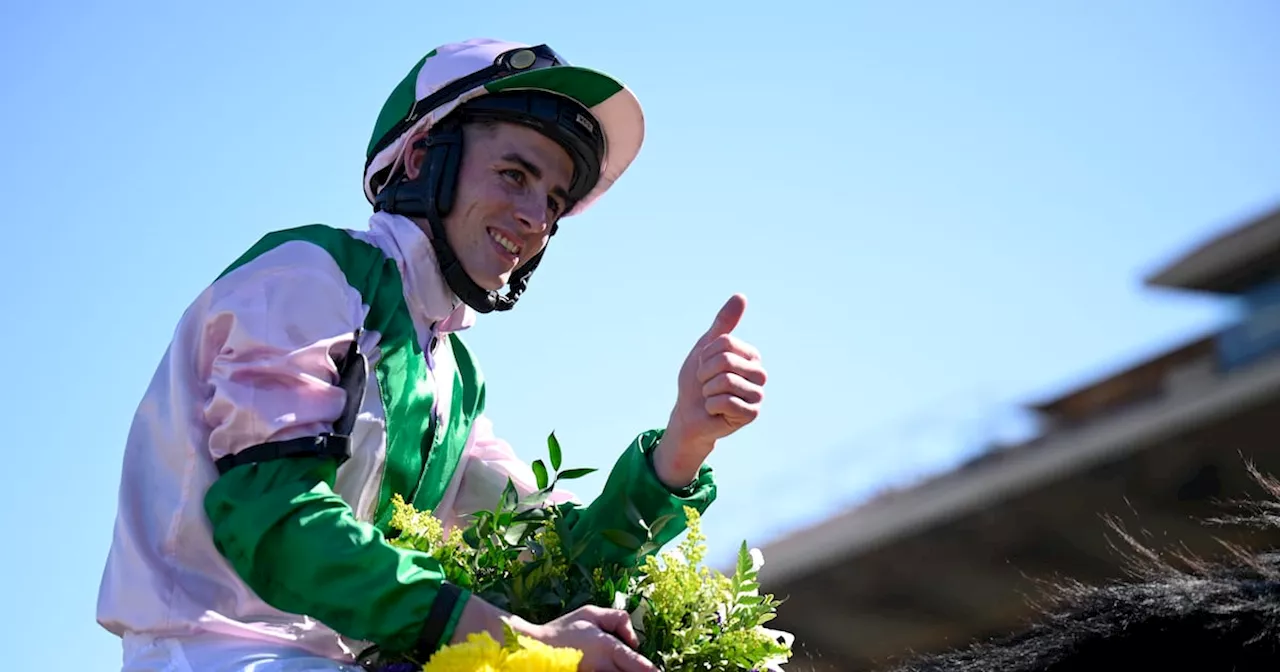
[358,433,793,672]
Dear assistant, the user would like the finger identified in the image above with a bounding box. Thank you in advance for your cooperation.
[610,641,659,672]
[581,606,641,649]
[702,372,765,405]
[701,333,761,361]
[697,351,768,387]
[700,294,747,342]
[706,394,761,423]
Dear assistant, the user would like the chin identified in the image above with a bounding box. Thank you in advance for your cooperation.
[480,270,510,291]
[477,276,507,292]
[459,262,509,292]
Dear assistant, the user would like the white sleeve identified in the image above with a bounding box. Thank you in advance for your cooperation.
[199,241,366,463]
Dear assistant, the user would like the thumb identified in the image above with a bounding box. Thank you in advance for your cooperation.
[704,293,747,339]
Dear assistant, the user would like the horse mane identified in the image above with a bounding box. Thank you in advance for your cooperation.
[884,462,1280,671]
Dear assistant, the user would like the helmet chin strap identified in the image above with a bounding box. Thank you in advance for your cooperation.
[373,119,550,314]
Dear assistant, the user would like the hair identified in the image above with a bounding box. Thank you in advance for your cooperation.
[884,462,1280,671]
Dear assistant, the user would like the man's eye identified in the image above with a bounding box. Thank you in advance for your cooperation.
[501,169,525,184]
[547,197,563,217]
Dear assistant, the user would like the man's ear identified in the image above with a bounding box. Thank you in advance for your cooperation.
[401,128,431,181]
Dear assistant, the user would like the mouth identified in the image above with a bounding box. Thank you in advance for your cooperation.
[488,228,522,258]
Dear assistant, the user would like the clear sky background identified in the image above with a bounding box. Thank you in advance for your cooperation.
[2,1,1279,670]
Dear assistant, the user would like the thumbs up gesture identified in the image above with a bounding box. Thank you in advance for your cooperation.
[654,294,768,489]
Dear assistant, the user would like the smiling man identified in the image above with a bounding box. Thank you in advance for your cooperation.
[95,38,768,672]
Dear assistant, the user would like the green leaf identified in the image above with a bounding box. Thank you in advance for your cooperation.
[512,507,550,523]
[503,522,531,546]
[602,529,644,551]
[547,431,562,471]
[518,560,542,579]
[554,467,597,481]
[518,491,552,511]
[647,513,677,539]
[532,459,549,490]
[736,541,752,577]
[501,619,521,650]
[501,478,519,511]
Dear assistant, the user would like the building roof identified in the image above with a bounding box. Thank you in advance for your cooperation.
[1028,332,1217,425]
[1145,201,1280,294]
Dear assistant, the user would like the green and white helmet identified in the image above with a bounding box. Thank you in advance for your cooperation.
[363,38,644,218]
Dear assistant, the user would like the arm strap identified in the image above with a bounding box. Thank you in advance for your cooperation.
[215,331,367,476]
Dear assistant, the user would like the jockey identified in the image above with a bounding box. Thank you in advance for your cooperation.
[95,37,768,672]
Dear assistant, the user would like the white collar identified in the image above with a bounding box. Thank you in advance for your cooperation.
[366,211,476,341]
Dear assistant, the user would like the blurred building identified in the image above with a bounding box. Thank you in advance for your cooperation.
[759,201,1280,671]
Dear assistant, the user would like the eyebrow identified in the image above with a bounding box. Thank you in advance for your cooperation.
[502,152,569,204]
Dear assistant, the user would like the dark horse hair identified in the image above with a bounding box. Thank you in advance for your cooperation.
[887,463,1280,671]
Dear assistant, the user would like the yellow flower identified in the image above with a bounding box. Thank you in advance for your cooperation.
[388,494,445,548]
[421,632,503,672]
[420,631,582,672]
[504,636,584,672]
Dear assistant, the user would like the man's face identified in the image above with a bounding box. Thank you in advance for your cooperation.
[405,120,573,292]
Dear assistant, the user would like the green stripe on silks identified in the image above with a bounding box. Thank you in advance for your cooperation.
[413,333,487,511]
[214,223,471,528]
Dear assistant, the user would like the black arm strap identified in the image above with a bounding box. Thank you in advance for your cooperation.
[215,331,368,476]
[413,582,464,658]
[214,434,353,475]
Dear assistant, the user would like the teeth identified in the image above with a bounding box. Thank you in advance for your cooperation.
[490,230,520,255]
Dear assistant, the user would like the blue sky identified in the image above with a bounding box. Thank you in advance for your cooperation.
[3,1,1279,669]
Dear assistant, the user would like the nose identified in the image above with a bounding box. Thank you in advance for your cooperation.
[512,190,551,235]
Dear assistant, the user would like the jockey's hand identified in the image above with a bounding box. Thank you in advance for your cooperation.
[529,605,656,672]
[655,293,767,489]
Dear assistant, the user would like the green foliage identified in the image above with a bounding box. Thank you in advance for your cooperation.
[383,432,793,671]
[630,513,791,671]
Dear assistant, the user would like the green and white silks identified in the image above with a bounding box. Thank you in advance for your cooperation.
[95,212,716,666]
